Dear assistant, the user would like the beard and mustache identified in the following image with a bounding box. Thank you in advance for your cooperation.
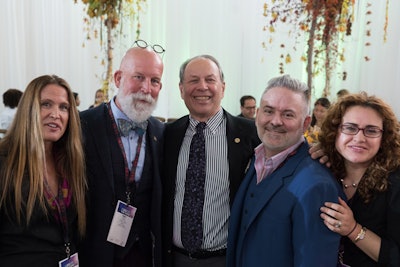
[118,91,158,123]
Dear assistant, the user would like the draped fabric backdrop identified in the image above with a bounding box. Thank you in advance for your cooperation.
[1,0,400,119]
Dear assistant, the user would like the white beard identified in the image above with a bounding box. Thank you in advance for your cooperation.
[118,92,157,123]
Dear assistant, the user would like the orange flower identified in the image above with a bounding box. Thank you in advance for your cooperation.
[338,24,346,32]
[300,23,309,31]
[272,12,278,20]
[285,54,291,64]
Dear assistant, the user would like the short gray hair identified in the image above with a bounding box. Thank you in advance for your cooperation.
[179,55,225,83]
[262,74,310,115]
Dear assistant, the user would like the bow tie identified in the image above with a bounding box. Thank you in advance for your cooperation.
[117,118,148,137]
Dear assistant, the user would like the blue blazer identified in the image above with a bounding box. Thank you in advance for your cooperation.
[227,142,342,267]
[79,103,164,267]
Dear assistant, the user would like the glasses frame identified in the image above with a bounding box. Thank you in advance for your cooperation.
[339,123,383,138]
[132,39,165,54]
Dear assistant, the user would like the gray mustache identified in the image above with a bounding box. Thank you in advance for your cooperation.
[266,125,286,133]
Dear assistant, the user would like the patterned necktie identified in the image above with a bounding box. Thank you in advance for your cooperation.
[181,122,206,252]
[117,118,148,137]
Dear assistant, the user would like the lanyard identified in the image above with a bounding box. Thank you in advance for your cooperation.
[106,102,143,205]
[43,177,71,258]
[126,134,143,204]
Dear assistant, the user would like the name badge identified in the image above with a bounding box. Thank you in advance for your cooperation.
[107,200,137,247]
[59,252,79,267]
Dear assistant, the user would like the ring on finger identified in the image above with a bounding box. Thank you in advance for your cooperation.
[335,221,342,228]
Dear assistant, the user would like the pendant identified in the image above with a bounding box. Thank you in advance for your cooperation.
[340,179,357,189]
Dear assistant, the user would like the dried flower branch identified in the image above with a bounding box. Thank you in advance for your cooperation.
[262,0,389,97]
[74,0,146,98]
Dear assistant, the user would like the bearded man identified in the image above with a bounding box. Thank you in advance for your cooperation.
[79,45,165,267]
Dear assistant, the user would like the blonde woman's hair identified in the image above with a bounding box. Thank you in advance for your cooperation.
[0,75,87,236]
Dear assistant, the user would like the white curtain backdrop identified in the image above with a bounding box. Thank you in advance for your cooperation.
[1,0,400,119]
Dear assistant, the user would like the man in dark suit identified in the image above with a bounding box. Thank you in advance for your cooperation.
[79,45,164,267]
[162,55,260,267]
[226,75,342,267]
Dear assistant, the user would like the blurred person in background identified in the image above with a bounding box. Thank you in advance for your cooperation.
[89,89,106,109]
[73,92,81,111]
[304,97,331,144]
[0,88,23,137]
[237,95,256,120]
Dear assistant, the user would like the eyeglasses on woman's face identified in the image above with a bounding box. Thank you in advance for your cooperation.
[339,123,383,138]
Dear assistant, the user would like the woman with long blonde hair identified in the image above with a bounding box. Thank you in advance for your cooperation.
[0,75,87,266]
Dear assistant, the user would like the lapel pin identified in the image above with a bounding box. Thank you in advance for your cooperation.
[234,138,240,143]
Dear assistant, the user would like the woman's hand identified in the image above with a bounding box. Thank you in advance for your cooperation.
[320,197,357,236]
[309,142,331,167]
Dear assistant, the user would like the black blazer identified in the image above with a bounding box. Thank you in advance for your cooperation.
[162,109,260,266]
[79,103,164,267]
[0,150,79,267]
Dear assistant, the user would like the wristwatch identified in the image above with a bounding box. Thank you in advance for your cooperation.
[354,227,367,243]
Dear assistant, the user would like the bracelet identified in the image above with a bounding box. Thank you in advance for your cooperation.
[345,222,358,236]
[354,226,367,243]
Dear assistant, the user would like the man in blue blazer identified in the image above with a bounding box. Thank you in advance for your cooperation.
[162,55,260,267]
[227,75,342,267]
[79,46,164,267]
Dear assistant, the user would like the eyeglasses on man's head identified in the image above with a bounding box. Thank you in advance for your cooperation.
[132,39,165,54]
[339,123,383,138]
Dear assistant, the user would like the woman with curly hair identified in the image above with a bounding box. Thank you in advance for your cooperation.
[319,92,400,266]
[0,75,87,266]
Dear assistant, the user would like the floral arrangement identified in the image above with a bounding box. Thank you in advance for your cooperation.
[262,0,390,97]
[304,125,320,144]
[74,0,146,98]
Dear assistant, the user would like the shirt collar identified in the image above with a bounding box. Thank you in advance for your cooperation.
[255,136,305,168]
[188,108,224,134]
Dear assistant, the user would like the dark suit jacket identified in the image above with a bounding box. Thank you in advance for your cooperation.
[0,149,79,267]
[227,142,342,267]
[79,103,164,267]
[343,168,400,266]
[162,109,260,266]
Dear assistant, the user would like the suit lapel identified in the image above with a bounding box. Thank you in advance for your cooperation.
[246,171,285,225]
[225,112,254,203]
[90,105,115,190]
[245,142,309,229]
[144,117,164,180]
[166,116,189,174]
[146,118,161,159]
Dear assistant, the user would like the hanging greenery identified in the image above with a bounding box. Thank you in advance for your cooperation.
[262,0,390,97]
[74,0,146,98]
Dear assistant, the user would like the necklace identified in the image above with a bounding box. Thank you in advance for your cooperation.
[340,179,358,189]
